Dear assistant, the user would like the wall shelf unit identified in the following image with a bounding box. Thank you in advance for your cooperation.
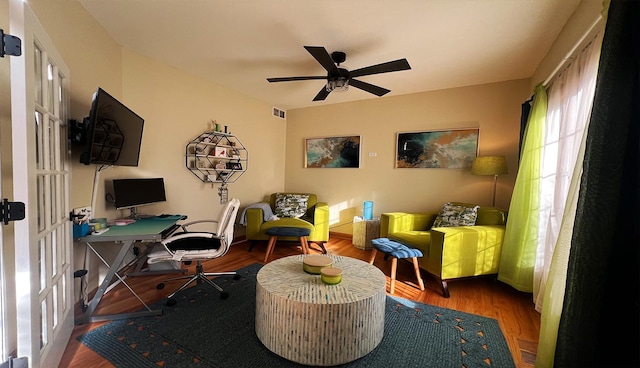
[185,131,247,184]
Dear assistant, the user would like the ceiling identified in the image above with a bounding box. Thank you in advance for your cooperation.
[78,0,582,111]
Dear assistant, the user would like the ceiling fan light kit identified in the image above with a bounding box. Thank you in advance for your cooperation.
[326,77,349,93]
[267,46,411,101]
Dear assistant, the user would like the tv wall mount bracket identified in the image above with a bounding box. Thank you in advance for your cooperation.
[0,29,22,58]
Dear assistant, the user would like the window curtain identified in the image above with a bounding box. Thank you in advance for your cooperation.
[551,0,639,365]
[497,84,546,292]
[533,32,602,312]
[534,33,602,367]
[498,28,602,298]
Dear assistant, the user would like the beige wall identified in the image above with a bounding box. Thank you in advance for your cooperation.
[530,0,604,90]
[25,1,286,300]
[286,80,529,234]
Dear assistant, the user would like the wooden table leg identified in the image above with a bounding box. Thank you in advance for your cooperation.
[264,236,277,262]
[411,257,425,291]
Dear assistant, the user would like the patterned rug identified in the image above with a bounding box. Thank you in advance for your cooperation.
[78,263,515,367]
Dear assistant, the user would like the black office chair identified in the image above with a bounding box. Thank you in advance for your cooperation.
[147,198,241,306]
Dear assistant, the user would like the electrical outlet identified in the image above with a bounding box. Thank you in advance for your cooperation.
[369,152,377,157]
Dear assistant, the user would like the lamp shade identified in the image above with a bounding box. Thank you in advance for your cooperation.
[471,156,508,176]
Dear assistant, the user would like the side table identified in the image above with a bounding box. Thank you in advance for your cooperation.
[352,217,381,250]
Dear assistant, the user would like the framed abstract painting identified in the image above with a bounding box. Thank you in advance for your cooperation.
[305,135,361,168]
[396,128,479,168]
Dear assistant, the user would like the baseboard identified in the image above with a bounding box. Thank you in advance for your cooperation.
[329,231,352,240]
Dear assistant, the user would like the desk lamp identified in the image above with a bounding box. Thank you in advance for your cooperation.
[471,155,508,207]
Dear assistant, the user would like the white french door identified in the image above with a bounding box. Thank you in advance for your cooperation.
[9,1,74,367]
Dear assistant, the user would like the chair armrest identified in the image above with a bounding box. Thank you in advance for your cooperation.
[245,205,267,240]
[163,232,216,245]
[428,225,506,279]
[310,202,330,240]
[380,212,437,237]
[179,219,218,231]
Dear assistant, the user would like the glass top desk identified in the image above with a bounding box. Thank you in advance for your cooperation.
[75,216,185,324]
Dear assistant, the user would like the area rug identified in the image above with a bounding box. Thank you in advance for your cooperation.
[78,263,515,367]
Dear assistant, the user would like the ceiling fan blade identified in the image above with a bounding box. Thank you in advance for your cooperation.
[349,58,411,78]
[313,86,331,101]
[304,46,339,74]
[349,79,390,97]
[267,76,326,83]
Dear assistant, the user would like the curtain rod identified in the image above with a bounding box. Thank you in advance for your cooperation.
[542,14,603,86]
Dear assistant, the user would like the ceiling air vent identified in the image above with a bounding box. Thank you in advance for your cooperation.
[272,107,286,120]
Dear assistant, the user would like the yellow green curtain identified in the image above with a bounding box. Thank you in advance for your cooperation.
[497,84,546,292]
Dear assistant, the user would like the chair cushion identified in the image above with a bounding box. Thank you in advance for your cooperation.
[265,227,311,237]
[166,233,222,251]
[371,238,423,258]
[432,202,479,227]
[274,193,309,218]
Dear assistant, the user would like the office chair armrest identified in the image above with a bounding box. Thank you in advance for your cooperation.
[179,219,219,231]
[162,232,217,245]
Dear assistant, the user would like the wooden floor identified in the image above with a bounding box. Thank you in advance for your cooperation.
[59,236,540,368]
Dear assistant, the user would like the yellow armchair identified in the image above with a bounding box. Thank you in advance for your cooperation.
[380,202,507,297]
[245,193,330,253]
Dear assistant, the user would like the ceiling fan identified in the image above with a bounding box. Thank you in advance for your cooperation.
[267,46,411,101]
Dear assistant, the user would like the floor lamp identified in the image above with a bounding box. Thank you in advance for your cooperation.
[471,156,508,207]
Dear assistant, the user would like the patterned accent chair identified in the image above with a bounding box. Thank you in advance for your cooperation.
[245,193,330,253]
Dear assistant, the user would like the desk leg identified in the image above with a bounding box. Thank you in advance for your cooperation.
[75,240,163,324]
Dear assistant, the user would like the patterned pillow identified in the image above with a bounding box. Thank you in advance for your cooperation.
[432,202,479,227]
[274,193,309,218]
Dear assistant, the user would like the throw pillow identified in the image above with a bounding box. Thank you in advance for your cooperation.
[274,193,309,218]
[432,202,479,227]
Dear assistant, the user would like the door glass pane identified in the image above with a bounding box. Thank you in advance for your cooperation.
[47,62,54,112]
[35,111,43,168]
[52,284,58,328]
[51,229,57,277]
[34,45,42,105]
[61,276,67,314]
[39,238,46,292]
[48,115,55,172]
[50,175,56,225]
[37,175,45,232]
[40,300,47,349]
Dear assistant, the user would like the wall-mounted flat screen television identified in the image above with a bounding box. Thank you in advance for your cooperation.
[79,88,144,166]
[113,178,166,216]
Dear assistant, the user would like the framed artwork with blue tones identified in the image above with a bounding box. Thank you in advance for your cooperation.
[305,135,361,168]
[396,128,479,168]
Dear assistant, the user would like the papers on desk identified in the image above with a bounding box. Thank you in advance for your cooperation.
[108,219,137,226]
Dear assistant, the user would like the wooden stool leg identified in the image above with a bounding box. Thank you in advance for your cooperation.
[368,249,378,264]
[411,257,425,291]
[300,236,309,254]
[390,257,398,294]
[264,236,277,263]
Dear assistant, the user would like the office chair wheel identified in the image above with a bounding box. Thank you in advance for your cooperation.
[233,274,241,280]
[166,298,177,307]
[220,291,229,299]
[156,282,165,290]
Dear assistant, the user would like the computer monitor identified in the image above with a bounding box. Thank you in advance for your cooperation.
[112,178,166,217]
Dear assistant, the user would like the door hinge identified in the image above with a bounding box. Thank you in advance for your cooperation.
[0,29,22,58]
[1,199,25,225]
[0,357,28,368]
